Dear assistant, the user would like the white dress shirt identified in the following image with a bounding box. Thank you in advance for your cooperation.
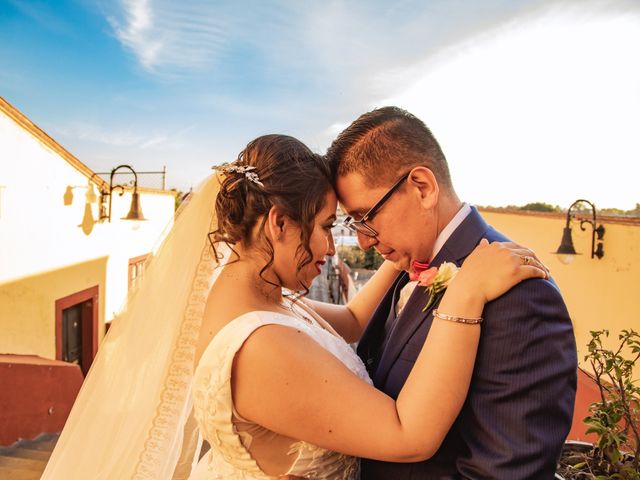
[396,203,472,314]
[429,202,472,262]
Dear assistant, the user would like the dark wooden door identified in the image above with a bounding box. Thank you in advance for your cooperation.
[56,286,99,376]
[61,303,83,365]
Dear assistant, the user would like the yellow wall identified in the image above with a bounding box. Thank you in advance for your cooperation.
[480,208,640,364]
[1,99,176,360]
[0,258,108,358]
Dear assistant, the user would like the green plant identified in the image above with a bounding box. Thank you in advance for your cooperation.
[337,246,366,269]
[582,329,640,479]
[519,202,560,212]
[337,246,384,270]
[363,247,384,270]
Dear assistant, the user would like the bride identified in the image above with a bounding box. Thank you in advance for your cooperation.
[41,134,547,479]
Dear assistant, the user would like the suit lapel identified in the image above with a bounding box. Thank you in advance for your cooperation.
[374,207,490,386]
[357,270,407,375]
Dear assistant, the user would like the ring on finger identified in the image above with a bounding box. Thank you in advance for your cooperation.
[522,255,533,266]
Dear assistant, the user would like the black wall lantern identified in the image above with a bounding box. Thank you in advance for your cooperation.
[99,165,146,222]
[554,199,605,265]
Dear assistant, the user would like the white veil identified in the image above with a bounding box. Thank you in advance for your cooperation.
[42,174,226,479]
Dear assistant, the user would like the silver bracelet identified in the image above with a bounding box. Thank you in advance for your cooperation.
[432,309,483,325]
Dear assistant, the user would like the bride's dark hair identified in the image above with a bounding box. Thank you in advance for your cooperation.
[210,134,332,291]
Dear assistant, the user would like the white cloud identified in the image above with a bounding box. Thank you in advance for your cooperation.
[378,4,640,209]
[85,0,640,205]
[107,0,235,72]
[53,122,194,150]
[107,1,312,76]
[109,0,162,69]
[104,0,534,82]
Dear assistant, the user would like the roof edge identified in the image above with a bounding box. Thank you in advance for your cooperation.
[479,206,640,227]
[1,97,177,196]
[0,96,111,190]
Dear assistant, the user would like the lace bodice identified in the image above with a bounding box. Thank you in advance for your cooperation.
[190,310,372,479]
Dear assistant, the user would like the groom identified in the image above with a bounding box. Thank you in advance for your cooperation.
[326,107,577,479]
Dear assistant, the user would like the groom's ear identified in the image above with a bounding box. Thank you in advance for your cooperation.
[266,205,287,240]
[407,166,439,210]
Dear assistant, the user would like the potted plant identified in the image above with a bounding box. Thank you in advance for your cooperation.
[556,329,640,479]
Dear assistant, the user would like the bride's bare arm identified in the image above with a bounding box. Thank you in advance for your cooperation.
[302,260,400,342]
[233,241,548,462]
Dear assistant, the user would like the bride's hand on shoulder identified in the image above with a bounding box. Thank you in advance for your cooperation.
[451,239,549,305]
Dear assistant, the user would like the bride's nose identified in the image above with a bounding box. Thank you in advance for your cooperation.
[326,232,336,257]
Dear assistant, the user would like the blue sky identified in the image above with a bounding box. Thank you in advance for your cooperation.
[1,0,639,209]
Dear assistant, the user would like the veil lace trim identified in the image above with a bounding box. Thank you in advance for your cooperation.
[134,245,217,478]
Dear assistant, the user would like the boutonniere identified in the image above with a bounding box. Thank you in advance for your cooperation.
[412,261,459,312]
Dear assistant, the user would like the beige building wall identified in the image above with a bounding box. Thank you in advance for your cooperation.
[480,208,640,364]
[0,258,107,358]
[0,97,176,358]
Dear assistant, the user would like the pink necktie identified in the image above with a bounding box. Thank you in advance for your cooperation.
[409,260,430,281]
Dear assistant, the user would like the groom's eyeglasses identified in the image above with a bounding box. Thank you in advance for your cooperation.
[342,172,410,238]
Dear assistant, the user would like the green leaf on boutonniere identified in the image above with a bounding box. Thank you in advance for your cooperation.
[420,262,459,312]
[422,284,447,312]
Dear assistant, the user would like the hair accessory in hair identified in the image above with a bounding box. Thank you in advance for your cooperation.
[213,163,265,187]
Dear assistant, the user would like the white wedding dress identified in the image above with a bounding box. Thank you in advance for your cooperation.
[189,306,373,480]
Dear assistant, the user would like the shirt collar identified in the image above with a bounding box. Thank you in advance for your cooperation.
[429,203,472,262]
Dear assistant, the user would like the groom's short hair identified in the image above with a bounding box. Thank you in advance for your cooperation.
[326,106,453,190]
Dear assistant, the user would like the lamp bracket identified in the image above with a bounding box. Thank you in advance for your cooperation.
[96,164,143,222]
[564,198,605,260]
[579,218,595,231]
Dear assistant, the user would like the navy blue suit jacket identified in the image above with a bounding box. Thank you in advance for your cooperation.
[357,208,577,479]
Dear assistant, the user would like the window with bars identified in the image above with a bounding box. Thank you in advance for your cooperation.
[128,254,150,290]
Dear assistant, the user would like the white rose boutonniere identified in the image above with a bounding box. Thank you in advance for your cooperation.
[416,261,459,312]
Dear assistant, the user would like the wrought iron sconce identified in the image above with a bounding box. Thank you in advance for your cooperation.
[99,165,146,222]
[554,199,605,265]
